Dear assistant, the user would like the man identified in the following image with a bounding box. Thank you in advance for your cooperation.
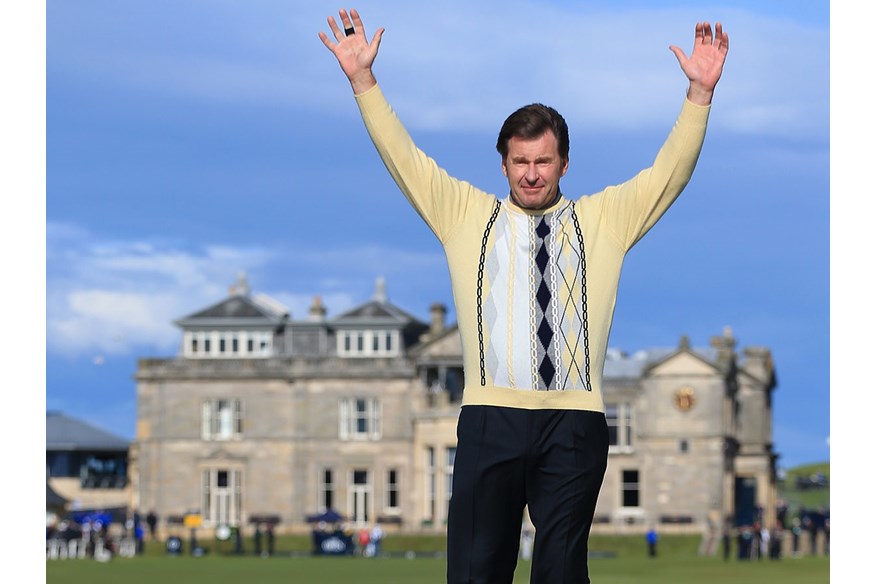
[320,8,728,583]
[646,527,658,557]
[146,510,158,541]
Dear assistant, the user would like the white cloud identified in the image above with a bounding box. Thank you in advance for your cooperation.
[48,1,827,140]
[46,222,274,356]
[46,222,448,357]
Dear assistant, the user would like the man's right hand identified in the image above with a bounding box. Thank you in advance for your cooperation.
[319,8,384,95]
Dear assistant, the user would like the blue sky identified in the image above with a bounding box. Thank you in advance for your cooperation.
[39,0,833,471]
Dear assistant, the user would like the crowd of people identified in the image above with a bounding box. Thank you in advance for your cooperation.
[309,519,386,557]
[721,503,830,561]
[46,509,149,561]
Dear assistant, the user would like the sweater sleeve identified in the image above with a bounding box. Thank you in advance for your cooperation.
[354,84,481,244]
[591,98,711,251]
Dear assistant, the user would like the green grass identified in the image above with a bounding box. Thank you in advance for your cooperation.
[47,461,831,583]
[778,461,830,512]
[47,534,828,584]
[46,553,829,584]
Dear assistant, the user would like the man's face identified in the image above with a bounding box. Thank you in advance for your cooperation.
[502,130,569,210]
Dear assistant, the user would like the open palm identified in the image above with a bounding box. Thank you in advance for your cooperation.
[318,8,384,89]
[670,22,729,94]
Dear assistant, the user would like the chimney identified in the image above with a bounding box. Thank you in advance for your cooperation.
[308,295,327,322]
[429,303,447,335]
[709,325,736,351]
[229,271,251,297]
[373,276,388,303]
[709,325,737,371]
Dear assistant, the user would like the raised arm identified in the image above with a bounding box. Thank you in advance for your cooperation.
[669,21,729,106]
[318,8,385,95]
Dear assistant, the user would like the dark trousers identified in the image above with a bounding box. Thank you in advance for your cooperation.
[447,406,609,584]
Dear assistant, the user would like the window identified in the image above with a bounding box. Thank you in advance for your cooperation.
[321,468,335,511]
[386,469,399,510]
[338,330,401,357]
[47,452,76,478]
[202,399,244,440]
[606,402,634,452]
[425,447,436,523]
[339,397,381,440]
[621,469,640,508]
[187,331,275,358]
[76,452,128,488]
[445,447,456,521]
[349,469,371,525]
[679,439,689,453]
[202,468,242,527]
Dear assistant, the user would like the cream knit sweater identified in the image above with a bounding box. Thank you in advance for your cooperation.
[355,84,710,413]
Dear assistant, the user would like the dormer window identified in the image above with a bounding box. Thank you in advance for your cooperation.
[184,331,273,358]
[337,330,400,357]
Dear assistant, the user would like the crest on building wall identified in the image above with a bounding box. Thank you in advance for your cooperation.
[674,386,696,412]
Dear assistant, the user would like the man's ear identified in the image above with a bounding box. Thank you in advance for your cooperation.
[561,157,569,177]
[501,157,508,177]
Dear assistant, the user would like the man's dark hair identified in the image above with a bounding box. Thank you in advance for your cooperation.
[496,103,570,162]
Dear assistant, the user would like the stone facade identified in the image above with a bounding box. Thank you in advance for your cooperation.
[131,277,777,539]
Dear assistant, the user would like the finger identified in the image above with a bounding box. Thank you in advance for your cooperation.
[327,15,344,42]
[715,22,729,52]
[339,8,353,32]
[350,8,365,38]
[702,21,713,44]
[370,27,385,52]
[695,22,704,43]
[668,45,686,66]
[318,30,337,52]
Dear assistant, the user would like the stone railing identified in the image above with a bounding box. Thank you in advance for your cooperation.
[136,356,417,380]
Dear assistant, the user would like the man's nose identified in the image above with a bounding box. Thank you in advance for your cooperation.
[525,164,539,182]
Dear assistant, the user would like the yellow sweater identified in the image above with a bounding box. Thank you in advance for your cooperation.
[355,84,710,413]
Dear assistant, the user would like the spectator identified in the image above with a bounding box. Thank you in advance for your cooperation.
[768,523,783,560]
[752,522,763,560]
[758,522,769,560]
[370,523,384,558]
[776,499,788,528]
[823,518,829,556]
[737,525,752,560]
[266,523,275,557]
[646,527,658,557]
[146,510,158,540]
[358,527,370,557]
[253,523,263,556]
[806,512,819,554]
[790,517,802,557]
[520,524,534,561]
[135,521,145,554]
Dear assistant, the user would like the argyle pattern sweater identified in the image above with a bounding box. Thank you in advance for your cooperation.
[355,84,710,413]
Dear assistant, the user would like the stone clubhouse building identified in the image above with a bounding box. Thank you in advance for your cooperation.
[130,274,778,539]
